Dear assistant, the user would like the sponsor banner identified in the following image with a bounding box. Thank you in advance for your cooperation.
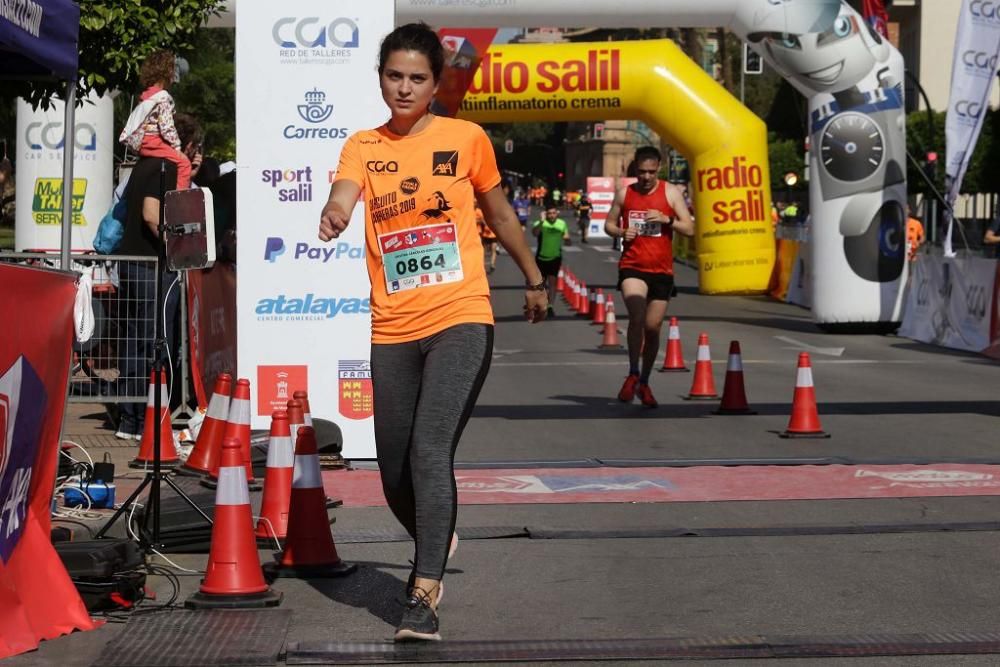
[0,264,95,658]
[944,0,1000,254]
[456,39,773,292]
[236,0,392,456]
[432,29,499,117]
[187,262,237,409]
[257,365,308,416]
[899,255,997,352]
[585,176,616,239]
[338,360,373,420]
[14,92,113,252]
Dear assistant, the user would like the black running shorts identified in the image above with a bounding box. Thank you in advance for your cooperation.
[617,268,677,301]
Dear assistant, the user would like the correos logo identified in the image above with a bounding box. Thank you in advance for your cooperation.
[272,17,359,49]
[261,167,313,202]
[256,294,371,321]
[284,89,349,141]
[264,237,363,263]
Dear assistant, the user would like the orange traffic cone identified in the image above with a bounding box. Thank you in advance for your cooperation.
[591,289,606,325]
[685,333,719,400]
[203,378,259,490]
[186,438,282,609]
[292,390,313,427]
[659,317,689,372]
[578,282,590,315]
[599,298,623,349]
[178,372,231,476]
[556,268,565,294]
[256,411,294,545]
[286,399,306,447]
[264,426,356,578]
[130,369,179,468]
[781,353,830,438]
[714,341,756,415]
[587,288,597,319]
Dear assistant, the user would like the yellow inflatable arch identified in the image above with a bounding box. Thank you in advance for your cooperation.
[456,39,774,295]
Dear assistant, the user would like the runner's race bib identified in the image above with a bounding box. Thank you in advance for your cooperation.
[379,223,464,294]
[628,210,661,237]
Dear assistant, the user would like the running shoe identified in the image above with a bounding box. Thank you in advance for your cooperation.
[395,589,441,642]
[546,305,555,319]
[637,383,658,408]
[617,374,639,402]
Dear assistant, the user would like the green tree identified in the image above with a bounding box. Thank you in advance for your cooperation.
[768,132,805,193]
[7,0,225,110]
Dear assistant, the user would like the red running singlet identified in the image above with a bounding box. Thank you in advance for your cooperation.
[619,180,676,275]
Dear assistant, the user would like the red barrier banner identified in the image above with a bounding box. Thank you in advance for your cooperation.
[0,264,96,658]
[187,262,238,409]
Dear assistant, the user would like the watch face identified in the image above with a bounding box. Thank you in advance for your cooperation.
[820,112,885,182]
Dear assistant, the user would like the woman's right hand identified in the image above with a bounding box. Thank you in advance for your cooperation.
[319,202,349,241]
[623,227,638,242]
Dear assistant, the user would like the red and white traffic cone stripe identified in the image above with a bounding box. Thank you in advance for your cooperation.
[264,426,356,578]
[293,390,313,428]
[714,341,755,415]
[131,369,179,468]
[685,333,718,400]
[659,317,688,372]
[179,373,231,476]
[781,352,829,438]
[203,378,258,488]
[185,438,281,609]
[592,289,606,325]
[256,411,295,543]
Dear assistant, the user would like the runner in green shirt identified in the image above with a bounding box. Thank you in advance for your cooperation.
[532,203,570,317]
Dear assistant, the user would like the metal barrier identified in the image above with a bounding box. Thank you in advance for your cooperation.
[0,251,161,403]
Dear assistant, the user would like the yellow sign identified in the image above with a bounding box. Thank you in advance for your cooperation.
[31,178,88,226]
[456,39,774,294]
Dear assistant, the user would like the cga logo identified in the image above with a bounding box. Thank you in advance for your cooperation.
[284,89,348,140]
[367,160,398,174]
[962,50,998,73]
[955,100,984,119]
[971,0,1000,21]
[273,17,359,49]
[256,294,371,321]
[25,121,97,152]
[264,237,363,263]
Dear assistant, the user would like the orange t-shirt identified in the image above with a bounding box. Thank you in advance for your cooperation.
[334,116,501,343]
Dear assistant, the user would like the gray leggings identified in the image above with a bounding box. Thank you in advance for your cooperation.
[371,323,494,581]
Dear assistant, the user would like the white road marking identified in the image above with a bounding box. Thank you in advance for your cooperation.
[774,335,845,357]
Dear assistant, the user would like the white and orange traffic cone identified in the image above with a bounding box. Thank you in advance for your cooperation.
[286,399,305,447]
[659,317,688,372]
[186,438,282,609]
[203,378,259,490]
[714,341,756,415]
[556,268,565,294]
[256,411,294,545]
[591,289,606,326]
[264,426,356,578]
[292,390,313,427]
[685,333,719,400]
[178,372,231,476]
[599,298,623,349]
[130,369,179,468]
[780,353,830,438]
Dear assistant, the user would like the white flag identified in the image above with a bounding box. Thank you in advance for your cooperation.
[944,0,1000,256]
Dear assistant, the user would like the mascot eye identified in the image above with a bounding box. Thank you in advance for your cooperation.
[780,33,800,49]
[833,16,852,37]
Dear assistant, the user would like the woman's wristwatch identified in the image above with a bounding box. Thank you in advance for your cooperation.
[526,279,547,292]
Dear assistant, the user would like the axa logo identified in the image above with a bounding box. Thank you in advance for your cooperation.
[432,151,458,177]
[284,89,348,140]
[25,121,96,151]
[966,285,988,320]
[264,237,286,262]
[255,294,371,321]
[367,160,398,174]
[272,17,359,49]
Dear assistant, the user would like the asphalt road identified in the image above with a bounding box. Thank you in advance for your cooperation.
[12,225,1000,666]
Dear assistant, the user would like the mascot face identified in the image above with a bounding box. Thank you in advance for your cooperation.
[748,5,888,94]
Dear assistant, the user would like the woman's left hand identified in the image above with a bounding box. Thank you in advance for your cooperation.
[524,289,548,323]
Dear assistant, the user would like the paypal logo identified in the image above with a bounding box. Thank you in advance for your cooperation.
[263,237,363,263]
[264,237,286,262]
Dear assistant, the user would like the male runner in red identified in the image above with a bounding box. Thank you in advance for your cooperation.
[605,146,695,407]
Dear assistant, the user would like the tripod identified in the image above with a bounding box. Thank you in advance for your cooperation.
[96,160,212,548]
